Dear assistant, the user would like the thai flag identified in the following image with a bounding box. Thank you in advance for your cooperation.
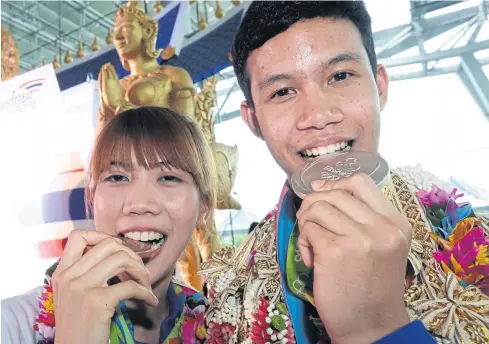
[23,167,94,260]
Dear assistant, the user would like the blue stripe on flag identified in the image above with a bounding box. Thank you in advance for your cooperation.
[41,187,92,224]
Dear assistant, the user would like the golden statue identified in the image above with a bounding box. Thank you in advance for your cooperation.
[1,26,19,81]
[97,1,240,290]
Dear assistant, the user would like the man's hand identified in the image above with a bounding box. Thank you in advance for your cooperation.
[296,173,412,344]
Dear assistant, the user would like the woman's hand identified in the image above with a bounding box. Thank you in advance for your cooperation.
[52,230,158,344]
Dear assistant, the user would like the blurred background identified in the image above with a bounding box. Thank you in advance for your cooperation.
[1,0,488,299]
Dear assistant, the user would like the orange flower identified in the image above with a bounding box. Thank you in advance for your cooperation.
[449,218,480,246]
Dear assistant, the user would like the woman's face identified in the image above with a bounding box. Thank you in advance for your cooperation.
[92,150,201,285]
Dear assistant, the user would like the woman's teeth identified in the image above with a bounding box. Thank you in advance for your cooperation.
[123,231,165,252]
[124,231,163,241]
[301,140,352,158]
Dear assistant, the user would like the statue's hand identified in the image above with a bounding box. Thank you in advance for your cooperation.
[98,63,124,113]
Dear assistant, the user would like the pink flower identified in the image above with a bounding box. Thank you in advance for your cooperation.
[433,227,489,286]
[183,305,205,344]
[417,185,450,206]
[417,185,466,207]
[37,323,55,340]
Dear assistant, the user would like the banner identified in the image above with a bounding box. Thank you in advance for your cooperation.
[0,65,96,299]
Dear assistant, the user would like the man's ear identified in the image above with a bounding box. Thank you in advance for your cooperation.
[240,101,263,139]
[376,64,389,111]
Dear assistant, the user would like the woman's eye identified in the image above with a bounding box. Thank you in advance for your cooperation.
[329,72,352,83]
[105,174,128,182]
[272,88,296,99]
[160,175,182,183]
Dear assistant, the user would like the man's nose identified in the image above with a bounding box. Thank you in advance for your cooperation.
[296,90,344,130]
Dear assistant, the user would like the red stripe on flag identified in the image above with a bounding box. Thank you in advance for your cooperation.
[60,168,84,174]
[38,238,68,258]
[19,78,45,89]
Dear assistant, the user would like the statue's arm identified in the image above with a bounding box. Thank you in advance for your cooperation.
[163,66,196,118]
[96,63,131,137]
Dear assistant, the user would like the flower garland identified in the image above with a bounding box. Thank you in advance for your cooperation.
[417,185,489,295]
[33,263,208,343]
[34,278,55,343]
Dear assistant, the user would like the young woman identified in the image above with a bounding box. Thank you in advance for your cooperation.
[2,106,216,344]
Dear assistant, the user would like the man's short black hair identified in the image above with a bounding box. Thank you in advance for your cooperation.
[231,1,377,108]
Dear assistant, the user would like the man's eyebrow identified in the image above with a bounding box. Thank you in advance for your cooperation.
[258,73,294,91]
[256,52,363,91]
[325,52,364,68]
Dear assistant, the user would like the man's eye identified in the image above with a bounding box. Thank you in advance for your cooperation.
[272,88,296,99]
[105,174,128,182]
[330,72,352,83]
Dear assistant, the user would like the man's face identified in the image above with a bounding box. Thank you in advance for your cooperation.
[242,18,388,178]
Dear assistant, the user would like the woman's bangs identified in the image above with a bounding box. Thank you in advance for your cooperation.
[92,126,199,181]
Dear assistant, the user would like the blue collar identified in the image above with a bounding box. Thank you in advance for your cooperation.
[276,189,319,344]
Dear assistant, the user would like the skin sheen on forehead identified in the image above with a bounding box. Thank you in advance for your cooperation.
[249,18,371,92]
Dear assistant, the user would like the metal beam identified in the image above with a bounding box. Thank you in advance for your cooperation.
[459,53,489,117]
[410,1,462,18]
[6,1,94,49]
[380,39,489,67]
[375,4,482,58]
[1,12,76,52]
[67,0,114,30]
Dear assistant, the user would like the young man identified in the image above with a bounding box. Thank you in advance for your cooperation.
[202,2,489,344]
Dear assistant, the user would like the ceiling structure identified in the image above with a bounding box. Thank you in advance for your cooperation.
[0,0,236,73]
[1,0,489,118]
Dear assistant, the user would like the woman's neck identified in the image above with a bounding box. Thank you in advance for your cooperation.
[127,273,173,342]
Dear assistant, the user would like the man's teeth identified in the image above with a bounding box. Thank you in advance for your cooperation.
[123,231,164,241]
[302,141,351,158]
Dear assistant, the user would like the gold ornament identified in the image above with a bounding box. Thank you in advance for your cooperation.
[1,25,19,81]
[198,13,208,31]
[215,1,224,19]
[90,36,100,51]
[41,58,47,66]
[190,0,196,4]
[161,46,176,60]
[228,52,233,62]
[76,41,85,57]
[52,55,60,69]
[105,29,113,45]
[64,48,73,64]
[232,0,240,5]
[153,0,164,13]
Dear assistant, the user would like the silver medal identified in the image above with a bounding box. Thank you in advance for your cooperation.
[290,151,390,198]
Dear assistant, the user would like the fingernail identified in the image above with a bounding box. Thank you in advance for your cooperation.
[311,179,326,190]
[114,237,123,244]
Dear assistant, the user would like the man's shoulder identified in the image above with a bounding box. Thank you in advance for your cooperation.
[393,164,451,193]
[391,165,489,343]
[1,286,43,344]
